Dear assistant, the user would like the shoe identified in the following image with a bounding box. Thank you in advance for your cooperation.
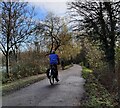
[56,78,59,82]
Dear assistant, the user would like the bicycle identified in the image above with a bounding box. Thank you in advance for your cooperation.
[48,65,57,85]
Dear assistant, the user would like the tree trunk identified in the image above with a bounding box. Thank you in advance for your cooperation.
[117,60,120,105]
[107,54,115,74]
[104,45,116,92]
[5,52,9,79]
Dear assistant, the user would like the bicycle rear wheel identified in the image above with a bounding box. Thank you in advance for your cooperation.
[49,75,54,85]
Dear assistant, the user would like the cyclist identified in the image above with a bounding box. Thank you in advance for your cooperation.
[61,58,65,70]
[49,50,60,82]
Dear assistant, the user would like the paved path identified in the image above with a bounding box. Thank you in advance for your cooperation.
[2,64,85,106]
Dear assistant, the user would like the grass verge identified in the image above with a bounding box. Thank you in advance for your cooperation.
[81,66,117,107]
[2,74,46,96]
[64,64,73,70]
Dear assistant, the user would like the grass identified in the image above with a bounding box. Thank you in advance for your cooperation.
[81,66,117,107]
[64,64,73,69]
[2,74,46,96]
[82,66,93,79]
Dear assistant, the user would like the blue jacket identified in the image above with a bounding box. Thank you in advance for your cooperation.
[49,54,59,64]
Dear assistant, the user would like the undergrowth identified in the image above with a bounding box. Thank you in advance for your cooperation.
[81,66,118,107]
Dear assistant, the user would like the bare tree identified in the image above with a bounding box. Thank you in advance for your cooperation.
[0,2,35,78]
[36,12,71,54]
[44,12,62,53]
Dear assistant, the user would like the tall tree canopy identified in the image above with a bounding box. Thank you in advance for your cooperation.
[68,1,120,73]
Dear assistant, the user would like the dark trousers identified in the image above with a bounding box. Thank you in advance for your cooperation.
[50,64,58,78]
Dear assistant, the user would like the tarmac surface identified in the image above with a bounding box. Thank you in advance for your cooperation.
[2,64,85,106]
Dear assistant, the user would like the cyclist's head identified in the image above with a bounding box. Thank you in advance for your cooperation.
[51,50,55,54]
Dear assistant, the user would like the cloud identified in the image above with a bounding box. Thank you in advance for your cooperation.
[28,0,74,17]
[26,0,73,3]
